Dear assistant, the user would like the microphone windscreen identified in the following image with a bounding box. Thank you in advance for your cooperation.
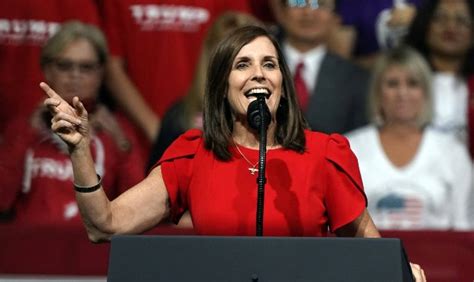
[247,97,270,131]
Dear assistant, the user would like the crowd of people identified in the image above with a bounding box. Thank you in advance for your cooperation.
[0,1,473,278]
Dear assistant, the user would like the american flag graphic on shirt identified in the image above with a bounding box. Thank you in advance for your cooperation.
[373,193,425,229]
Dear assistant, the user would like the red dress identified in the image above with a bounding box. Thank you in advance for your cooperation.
[158,129,367,236]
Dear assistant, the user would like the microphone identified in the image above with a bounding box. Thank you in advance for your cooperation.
[247,94,270,131]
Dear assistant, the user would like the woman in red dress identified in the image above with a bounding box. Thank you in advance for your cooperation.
[41,24,425,281]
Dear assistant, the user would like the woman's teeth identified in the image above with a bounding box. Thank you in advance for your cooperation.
[246,88,270,99]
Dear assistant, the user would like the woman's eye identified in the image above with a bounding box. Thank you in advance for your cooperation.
[235,62,248,69]
[264,62,275,69]
[408,79,420,88]
[385,79,399,88]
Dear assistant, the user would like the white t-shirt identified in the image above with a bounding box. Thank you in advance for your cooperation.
[431,73,468,143]
[346,125,473,230]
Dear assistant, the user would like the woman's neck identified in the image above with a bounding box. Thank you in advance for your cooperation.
[430,53,464,74]
[378,122,423,168]
[379,121,422,137]
[232,122,277,149]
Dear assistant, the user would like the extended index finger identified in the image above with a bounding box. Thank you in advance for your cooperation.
[40,82,63,100]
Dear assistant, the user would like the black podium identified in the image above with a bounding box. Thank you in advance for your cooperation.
[108,235,413,282]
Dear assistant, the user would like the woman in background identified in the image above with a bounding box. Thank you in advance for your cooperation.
[0,21,144,226]
[347,46,472,230]
[405,0,474,146]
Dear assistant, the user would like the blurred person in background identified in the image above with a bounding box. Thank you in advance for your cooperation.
[470,75,474,158]
[0,0,100,138]
[405,0,474,148]
[0,21,145,226]
[101,0,251,150]
[335,0,421,69]
[147,11,262,169]
[270,0,370,134]
[346,46,473,230]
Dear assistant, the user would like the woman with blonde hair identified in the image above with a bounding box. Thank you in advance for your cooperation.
[347,46,472,230]
[0,21,145,225]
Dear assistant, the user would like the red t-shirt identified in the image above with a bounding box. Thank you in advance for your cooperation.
[0,112,145,227]
[157,129,367,236]
[0,0,100,133]
[102,0,251,118]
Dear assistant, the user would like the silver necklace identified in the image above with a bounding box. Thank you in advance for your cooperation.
[233,142,259,175]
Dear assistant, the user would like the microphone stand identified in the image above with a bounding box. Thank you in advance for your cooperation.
[247,94,270,236]
[255,95,267,236]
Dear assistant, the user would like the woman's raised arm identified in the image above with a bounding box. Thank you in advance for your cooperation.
[41,82,170,242]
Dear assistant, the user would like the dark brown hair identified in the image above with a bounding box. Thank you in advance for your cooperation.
[181,12,262,130]
[203,25,308,160]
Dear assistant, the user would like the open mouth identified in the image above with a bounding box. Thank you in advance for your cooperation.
[244,87,271,100]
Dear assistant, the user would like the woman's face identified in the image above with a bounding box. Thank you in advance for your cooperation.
[44,38,103,104]
[227,36,283,122]
[427,0,473,57]
[379,65,426,125]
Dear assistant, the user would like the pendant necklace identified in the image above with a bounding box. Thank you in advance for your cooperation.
[233,142,259,175]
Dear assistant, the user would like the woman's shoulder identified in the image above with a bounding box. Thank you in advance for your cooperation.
[304,129,334,145]
[424,127,470,156]
[1,115,38,150]
[176,128,203,140]
[304,130,364,190]
[158,129,204,163]
[167,128,203,150]
[304,129,355,158]
[344,125,377,153]
[425,126,461,142]
[305,128,361,149]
